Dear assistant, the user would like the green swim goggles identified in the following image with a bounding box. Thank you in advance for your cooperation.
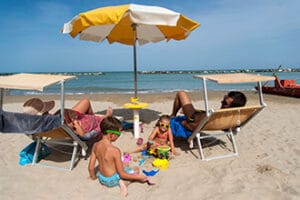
[106,130,121,136]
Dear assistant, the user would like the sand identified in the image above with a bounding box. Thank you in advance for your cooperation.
[0,91,299,200]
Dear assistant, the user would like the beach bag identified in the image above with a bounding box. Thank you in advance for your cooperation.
[19,141,51,166]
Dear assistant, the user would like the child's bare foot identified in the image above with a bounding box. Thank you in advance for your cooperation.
[119,180,128,197]
[105,107,113,117]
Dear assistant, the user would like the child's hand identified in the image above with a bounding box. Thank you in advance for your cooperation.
[66,121,74,130]
[172,150,176,156]
[73,120,80,129]
[140,175,148,182]
[172,150,180,157]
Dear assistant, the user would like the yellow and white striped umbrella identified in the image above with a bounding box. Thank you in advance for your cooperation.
[62,4,200,97]
[62,4,199,45]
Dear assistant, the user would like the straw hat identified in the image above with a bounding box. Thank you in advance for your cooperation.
[23,98,55,115]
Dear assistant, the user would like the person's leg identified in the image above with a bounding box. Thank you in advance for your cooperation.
[171,91,195,117]
[0,109,61,134]
[119,180,129,197]
[72,98,94,114]
[128,144,146,154]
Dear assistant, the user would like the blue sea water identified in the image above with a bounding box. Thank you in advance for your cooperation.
[4,70,300,96]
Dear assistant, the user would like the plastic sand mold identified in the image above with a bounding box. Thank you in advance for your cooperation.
[139,158,146,166]
[122,153,132,163]
[152,158,169,170]
[142,169,159,176]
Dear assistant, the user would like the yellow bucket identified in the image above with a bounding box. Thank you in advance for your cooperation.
[157,146,171,154]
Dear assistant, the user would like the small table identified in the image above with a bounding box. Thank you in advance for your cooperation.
[124,98,148,139]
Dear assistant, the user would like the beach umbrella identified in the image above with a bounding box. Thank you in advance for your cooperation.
[62,3,200,98]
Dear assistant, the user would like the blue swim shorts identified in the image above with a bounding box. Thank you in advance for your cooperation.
[97,171,120,187]
[97,168,134,187]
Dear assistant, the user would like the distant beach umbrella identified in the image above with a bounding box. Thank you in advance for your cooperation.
[62,3,200,98]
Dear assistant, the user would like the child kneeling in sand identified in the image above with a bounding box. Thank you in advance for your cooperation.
[88,116,148,197]
[129,115,176,156]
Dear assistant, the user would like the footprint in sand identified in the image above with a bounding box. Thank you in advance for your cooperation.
[256,164,273,174]
[256,153,269,159]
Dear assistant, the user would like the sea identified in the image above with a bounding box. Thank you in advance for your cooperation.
[2,69,300,96]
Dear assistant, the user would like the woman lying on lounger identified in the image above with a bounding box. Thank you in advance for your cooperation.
[0,98,112,140]
[52,98,112,140]
[170,91,247,138]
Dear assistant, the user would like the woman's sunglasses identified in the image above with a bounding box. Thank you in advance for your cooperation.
[159,123,170,128]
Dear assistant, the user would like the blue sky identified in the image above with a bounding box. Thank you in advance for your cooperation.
[0,0,299,73]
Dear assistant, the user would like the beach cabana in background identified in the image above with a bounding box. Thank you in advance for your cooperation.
[61,3,200,138]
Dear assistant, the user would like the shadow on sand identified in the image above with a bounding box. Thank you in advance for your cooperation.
[96,108,161,124]
[174,135,227,159]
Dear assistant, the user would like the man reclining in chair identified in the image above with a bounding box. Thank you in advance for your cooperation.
[0,98,112,140]
[170,91,247,139]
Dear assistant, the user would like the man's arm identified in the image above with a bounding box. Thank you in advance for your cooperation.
[88,145,97,180]
[182,112,206,131]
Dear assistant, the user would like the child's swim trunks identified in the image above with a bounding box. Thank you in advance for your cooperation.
[97,171,120,187]
[97,167,135,187]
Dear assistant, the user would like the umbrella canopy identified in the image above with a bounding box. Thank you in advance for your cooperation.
[62,3,200,97]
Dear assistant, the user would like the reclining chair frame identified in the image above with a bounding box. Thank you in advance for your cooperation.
[0,73,87,171]
[189,73,275,161]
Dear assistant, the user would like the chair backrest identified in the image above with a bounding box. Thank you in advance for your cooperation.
[34,127,71,139]
[32,124,88,151]
[202,105,264,131]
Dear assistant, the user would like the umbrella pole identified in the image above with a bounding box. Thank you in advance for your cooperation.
[132,24,138,99]
[132,23,140,139]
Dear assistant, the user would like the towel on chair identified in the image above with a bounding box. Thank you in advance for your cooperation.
[0,108,61,134]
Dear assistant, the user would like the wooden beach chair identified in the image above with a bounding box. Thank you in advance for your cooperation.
[0,73,87,171]
[189,73,275,161]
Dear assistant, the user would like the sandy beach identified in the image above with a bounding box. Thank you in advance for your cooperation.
[0,91,299,200]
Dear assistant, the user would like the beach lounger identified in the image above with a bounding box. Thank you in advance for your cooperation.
[187,105,263,161]
[0,73,87,171]
[190,73,274,161]
[32,124,88,171]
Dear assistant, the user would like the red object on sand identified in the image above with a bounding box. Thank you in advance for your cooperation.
[257,75,300,98]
